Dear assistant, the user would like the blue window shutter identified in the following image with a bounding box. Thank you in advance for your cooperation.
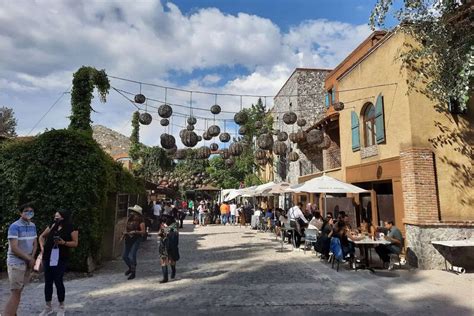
[375,94,385,144]
[332,89,336,103]
[325,93,330,108]
[351,111,360,151]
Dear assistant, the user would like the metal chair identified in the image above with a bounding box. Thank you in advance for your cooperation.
[303,228,319,255]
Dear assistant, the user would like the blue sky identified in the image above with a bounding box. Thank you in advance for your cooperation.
[0,0,388,146]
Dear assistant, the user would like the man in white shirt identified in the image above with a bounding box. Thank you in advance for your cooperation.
[229,202,237,225]
[288,202,308,249]
[153,201,162,217]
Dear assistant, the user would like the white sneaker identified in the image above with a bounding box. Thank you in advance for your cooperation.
[39,306,54,316]
[57,305,66,316]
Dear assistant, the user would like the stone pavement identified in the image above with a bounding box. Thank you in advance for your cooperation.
[1,219,473,315]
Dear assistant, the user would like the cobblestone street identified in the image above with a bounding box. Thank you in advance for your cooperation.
[2,220,473,315]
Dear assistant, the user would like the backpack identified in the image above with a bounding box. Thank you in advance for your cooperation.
[330,237,344,261]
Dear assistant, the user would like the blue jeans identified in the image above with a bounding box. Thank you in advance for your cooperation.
[221,214,228,225]
[122,237,141,268]
[230,215,236,224]
[199,213,206,225]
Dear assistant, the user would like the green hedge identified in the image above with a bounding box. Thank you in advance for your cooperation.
[0,129,144,271]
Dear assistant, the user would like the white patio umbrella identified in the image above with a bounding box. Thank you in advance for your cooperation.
[253,181,276,196]
[285,175,368,216]
[261,182,291,195]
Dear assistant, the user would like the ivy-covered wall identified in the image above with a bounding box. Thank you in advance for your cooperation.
[0,129,144,271]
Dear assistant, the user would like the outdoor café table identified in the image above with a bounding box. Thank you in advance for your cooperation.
[280,226,296,251]
[354,237,391,270]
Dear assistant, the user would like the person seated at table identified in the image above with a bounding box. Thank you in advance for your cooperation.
[308,212,323,231]
[314,216,334,259]
[375,220,403,269]
[278,211,292,243]
[359,217,376,238]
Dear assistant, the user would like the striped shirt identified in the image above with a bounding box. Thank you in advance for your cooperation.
[7,218,37,266]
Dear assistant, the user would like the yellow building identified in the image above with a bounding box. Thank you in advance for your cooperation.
[304,29,473,269]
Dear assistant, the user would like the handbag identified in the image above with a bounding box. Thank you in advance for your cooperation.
[34,253,43,272]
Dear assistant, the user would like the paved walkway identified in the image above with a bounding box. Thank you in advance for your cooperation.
[1,220,473,315]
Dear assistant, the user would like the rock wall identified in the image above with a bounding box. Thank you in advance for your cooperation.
[405,224,474,270]
[273,69,330,184]
[92,125,131,157]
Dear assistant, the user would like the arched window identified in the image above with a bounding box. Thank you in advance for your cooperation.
[363,103,376,147]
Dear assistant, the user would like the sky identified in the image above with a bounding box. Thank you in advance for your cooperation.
[0,0,384,146]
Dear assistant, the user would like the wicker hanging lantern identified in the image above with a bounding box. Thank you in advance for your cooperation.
[160,133,176,150]
[319,135,331,150]
[175,149,186,160]
[220,148,230,159]
[333,102,344,111]
[289,132,298,143]
[167,145,177,155]
[197,135,202,142]
[297,118,307,127]
[295,130,307,143]
[138,112,152,125]
[208,125,220,137]
[289,151,299,162]
[198,146,211,159]
[210,143,219,151]
[255,121,263,129]
[179,129,187,138]
[134,94,146,104]
[283,111,297,125]
[306,129,324,145]
[225,158,235,167]
[273,141,287,156]
[229,142,243,156]
[158,104,173,118]
[181,131,198,147]
[255,149,267,160]
[202,131,212,141]
[238,126,247,135]
[186,124,195,131]
[219,132,231,143]
[234,111,248,125]
[160,118,169,126]
[187,116,197,125]
[257,134,274,150]
[210,104,221,115]
[277,131,288,141]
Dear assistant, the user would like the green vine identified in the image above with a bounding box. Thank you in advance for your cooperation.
[129,111,140,161]
[69,66,110,134]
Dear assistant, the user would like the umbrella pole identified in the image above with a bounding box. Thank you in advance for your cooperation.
[324,193,327,218]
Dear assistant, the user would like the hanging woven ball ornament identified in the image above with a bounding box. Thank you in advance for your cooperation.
[289,151,299,162]
[186,124,194,131]
[208,125,221,137]
[134,94,146,104]
[219,132,231,143]
[319,135,331,150]
[160,118,169,126]
[160,133,176,150]
[210,143,219,151]
[220,148,230,159]
[187,116,197,125]
[234,111,248,125]
[255,121,263,129]
[175,149,186,160]
[273,141,287,156]
[229,142,243,156]
[198,146,211,159]
[295,130,307,143]
[181,130,198,148]
[238,126,247,135]
[210,104,221,115]
[283,111,297,125]
[179,129,187,138]
[202,131,212,141]
[138,112,152,125]
[289,132,298,143]
[255,149,267,160]
[158,104,173,118]
[225,158,235,167]
[257,133,274,150]
[197,135,202,142]
[277,131,288,141]
[167,145,177,155]
[297,118,307,127]
[333,102,345,111]
[306,129,324,145]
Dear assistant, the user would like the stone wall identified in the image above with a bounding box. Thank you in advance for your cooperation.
[405,224,474,270]
[273,68,330,184]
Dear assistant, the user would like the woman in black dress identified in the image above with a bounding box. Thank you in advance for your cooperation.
[39,210,78,316]
[158,216,180,283]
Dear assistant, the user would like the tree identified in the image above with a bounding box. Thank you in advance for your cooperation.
[370,0,472,111]
[0,107,17,137]
[69,66,110,134]
[133,146,173,183]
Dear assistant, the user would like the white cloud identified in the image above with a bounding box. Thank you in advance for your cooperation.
[0,0,372,145]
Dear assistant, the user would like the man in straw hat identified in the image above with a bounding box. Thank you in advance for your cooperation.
[122,205,146,280]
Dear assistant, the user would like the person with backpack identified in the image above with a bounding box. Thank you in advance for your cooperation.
[158,217,180,283]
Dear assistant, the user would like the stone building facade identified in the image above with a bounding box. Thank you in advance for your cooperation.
[272,68,331,186]
[92,125,133,170]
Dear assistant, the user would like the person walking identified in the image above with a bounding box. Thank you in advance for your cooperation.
[158,217,180,283]
[229,201,237,225]
[288,202,308,249]
[122,205,146,280]
[38,210,79,316]
[153,200,162,231]
[220,202,229,225]
[197,201,207,226]
[4,203,37,316]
